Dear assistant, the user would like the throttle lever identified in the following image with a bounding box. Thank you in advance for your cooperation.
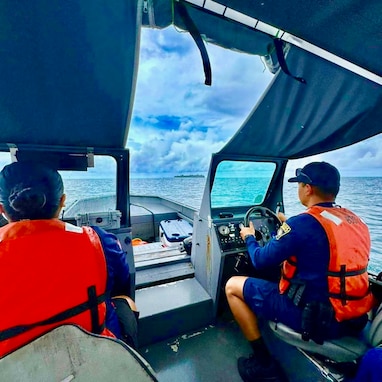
[234,252,249,273]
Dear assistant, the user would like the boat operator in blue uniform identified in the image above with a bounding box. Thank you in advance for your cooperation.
[225,161,376,382]
[0,161,138,358]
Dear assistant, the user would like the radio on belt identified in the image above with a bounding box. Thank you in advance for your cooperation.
[159,219,193,247]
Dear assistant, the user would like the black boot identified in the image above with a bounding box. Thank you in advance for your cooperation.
[237,354,287,382]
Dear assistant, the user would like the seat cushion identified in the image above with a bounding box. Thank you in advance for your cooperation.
[268,321,369,363]
[367,304,382,347]
[0,324,157,382]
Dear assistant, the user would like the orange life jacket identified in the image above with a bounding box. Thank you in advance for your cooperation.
[279,206,376,322]
[0,219,113,358]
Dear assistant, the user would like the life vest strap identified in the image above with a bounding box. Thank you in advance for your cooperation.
[286,257,297,266]
[329,292,370,301]
[286,282,306,307]
[88,285,104,334]
[0,286,107,342]
[328,264,369,305]
[281,257,297,282]
[327,267,367,277]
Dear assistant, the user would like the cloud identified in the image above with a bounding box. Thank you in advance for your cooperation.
[130,121,225,175]
[286,135,382,177]
[129,26,273,175]
[325,135,382,176]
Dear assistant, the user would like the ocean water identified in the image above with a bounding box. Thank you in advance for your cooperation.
[63,176,382,274]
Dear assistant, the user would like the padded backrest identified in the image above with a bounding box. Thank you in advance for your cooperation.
[0,325,157,382]
[368,303,382,347]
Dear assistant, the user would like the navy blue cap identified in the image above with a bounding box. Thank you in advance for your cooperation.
[288,161,340,195]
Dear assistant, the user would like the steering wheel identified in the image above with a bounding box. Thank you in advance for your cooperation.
[243,206,282,229]
[235,206,283,279]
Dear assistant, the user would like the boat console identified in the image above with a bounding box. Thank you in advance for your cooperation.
[211,206,282,312]
[214,206,281,254]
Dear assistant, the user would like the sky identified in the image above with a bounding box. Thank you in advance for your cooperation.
[126,26,382,178]
[0,25,380,178]
[128,26,274,177]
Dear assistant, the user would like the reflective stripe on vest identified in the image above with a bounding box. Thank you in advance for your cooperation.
[279,206,376,321]
[0,220,109,358]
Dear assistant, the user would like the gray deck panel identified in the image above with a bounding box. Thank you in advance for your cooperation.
[140,318,251,382]
[135,262,195,289]
[136,278,214,347]
[136,278,210,318]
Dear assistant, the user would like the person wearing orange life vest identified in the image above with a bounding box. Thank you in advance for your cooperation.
[0,161,138,359]
[225,161,377,382]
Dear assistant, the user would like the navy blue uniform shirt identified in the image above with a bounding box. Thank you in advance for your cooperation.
[246,203,335,304]
[92,226,130,338]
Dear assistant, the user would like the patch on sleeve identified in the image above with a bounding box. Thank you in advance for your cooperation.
[276,222,291,240]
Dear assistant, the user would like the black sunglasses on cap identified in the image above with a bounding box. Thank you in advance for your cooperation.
[295,168,314,184]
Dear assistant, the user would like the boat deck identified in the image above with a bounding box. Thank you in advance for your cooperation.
[139,314,335,382]
[140,315,252,382]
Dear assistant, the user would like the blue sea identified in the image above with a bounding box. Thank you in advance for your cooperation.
[63,176,382,274]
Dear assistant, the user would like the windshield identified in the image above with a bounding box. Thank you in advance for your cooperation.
[60,156,117,217]
[211,161,276,208]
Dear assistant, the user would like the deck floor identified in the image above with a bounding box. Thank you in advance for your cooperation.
[138,314,341,382]
[139,317,251,382]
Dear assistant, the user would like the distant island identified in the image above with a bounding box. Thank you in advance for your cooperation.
[174,174,205,178]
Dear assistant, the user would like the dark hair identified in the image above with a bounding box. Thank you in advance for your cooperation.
[0,162,64,221]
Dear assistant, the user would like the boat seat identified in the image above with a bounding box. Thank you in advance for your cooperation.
[0,324,158,382]
[269,303,382,363]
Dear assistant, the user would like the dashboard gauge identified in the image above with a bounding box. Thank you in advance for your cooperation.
[218,225,230,236]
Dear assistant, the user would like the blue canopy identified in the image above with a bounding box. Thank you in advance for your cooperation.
[0,1,139,150]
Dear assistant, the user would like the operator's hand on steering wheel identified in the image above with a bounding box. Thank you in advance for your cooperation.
[240,221,256,241]
[277,212,287,223]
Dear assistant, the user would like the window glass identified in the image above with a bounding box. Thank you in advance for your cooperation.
[59,156,117,216]
[211,161,276,208]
